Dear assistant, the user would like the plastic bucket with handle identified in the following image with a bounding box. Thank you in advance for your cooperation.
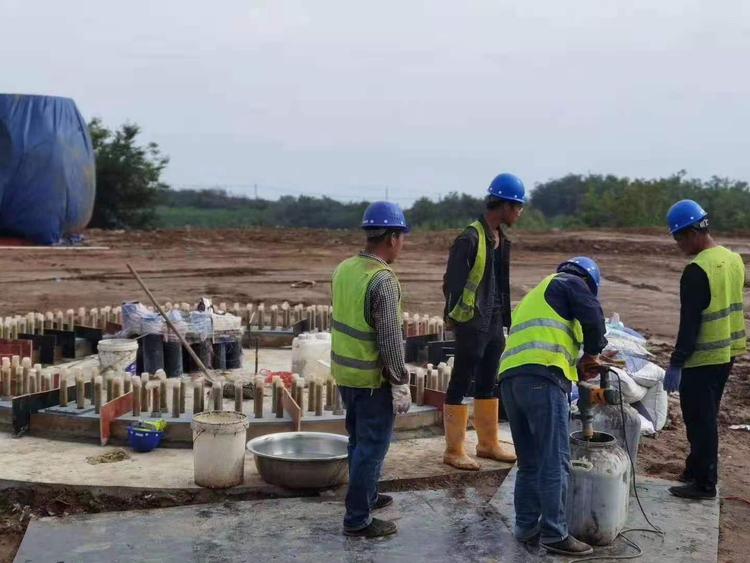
[192,411,250,488]
[98,338,139,375]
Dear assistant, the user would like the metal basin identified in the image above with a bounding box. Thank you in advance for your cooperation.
[246,432,349,490]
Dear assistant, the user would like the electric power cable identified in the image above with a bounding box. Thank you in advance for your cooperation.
[572,368,664,562]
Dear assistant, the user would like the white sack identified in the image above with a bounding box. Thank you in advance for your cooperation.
[630,361,665,389]
[639,414,656,436]
[641,382,668,431]
[592,367,647,404]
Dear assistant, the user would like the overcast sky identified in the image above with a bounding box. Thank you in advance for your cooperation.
[2,1,749,204]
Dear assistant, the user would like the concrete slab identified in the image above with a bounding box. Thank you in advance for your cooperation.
[14,467,719,563]
[15,489,508,563]
[0,426,513,493]
[490,466,719,562]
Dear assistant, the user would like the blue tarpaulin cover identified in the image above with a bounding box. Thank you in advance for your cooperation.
[0,94,95,244]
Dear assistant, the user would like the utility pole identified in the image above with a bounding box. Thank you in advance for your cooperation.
[254,184,258,199]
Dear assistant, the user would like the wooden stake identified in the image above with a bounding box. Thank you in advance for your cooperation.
[179,378,186,414]
[171,381,180,418]
[254,378,264,418]
[193,381,203,415]
[94,376,103,413]
[275,380,284,418]
[234,381,243,413]
[132,377,142,416]
[212,379,224,411]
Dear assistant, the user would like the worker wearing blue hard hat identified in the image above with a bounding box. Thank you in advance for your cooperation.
[441,172,525,471]
[330,201,411,538]
[498,256,607,556]
[664,200,746,500]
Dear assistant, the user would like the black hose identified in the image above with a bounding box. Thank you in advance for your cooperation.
[572,369,663,563]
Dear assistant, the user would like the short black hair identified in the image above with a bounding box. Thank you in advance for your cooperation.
[486,196,521,211]
[365,228,404,245]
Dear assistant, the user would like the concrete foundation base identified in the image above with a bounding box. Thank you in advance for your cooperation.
[14,465,719,562]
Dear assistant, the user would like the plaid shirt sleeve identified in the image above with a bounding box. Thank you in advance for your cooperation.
[365,269,409,386]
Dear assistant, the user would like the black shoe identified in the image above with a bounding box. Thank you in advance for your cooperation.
[669,483,716,500]
[519,532,540,546]
[343,518,397,538]
[373,494,393,510]
[541,535,593,556]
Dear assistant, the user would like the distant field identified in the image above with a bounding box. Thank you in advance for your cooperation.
[155,206,264,228]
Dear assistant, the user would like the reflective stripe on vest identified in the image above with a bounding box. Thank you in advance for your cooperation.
[499,274,584,382]
[448,220,487,323]
[685,246,747,368]
[330,255,402,388]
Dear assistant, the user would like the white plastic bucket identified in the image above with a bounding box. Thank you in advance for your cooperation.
[97,338,139,375]
[192,411,250,488]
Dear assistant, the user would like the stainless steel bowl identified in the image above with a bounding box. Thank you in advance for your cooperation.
[246,432,349,489]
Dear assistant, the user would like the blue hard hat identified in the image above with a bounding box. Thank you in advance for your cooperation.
[361,201,410,232]
[487,173,526,204]
[666,199,708,235]
[557,256,601,294]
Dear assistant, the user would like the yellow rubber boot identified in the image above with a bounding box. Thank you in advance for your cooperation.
[443,404,480,471]
[474,398,517,463]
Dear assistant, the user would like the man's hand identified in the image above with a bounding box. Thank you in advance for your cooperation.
[664,366,682,393]
[577,353,603,381]
[391,384,412,414]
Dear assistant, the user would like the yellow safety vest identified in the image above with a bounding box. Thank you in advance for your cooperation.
[499,274,584,382]
[449,220,488,323]
[331,255,402,388]
[684,246,747,368]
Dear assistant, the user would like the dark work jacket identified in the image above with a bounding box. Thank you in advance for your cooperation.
[670,263,711,368]
[443,216,511,332]
[499,273,608,393]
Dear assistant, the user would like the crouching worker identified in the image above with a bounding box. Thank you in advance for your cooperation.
[498,257,608,557]
[331,201,412,538]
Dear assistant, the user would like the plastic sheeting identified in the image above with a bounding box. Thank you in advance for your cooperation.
[0,94,95,244]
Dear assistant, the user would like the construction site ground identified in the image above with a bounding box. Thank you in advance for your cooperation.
[1,227,749,562]
[15,471,718,563]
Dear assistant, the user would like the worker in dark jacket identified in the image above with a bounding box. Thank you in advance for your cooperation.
[499,257,607,557]
[664,200,746,500]
[441,173,524,470]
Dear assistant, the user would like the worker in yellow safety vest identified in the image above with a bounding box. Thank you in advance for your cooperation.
[664,200,746,500]
[331,201,412,539]
[441,173,525,470]
[498,257,608,557]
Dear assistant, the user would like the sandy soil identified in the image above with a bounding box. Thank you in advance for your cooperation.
[1,227,749,561]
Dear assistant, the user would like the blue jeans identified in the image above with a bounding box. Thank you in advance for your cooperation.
[500,374,570,543]
[339,385,395,531]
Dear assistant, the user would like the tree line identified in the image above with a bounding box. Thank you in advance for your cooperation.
[89,120,750,232]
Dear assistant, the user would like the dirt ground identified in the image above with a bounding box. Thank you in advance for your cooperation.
[1,227,749,562]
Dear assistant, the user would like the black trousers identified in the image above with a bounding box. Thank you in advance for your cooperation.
[680,361,732,489]
[445,322,505,405]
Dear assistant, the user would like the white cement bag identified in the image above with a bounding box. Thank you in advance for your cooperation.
[592,367,647,404]
[630,361,665,389]
[639,414,656,436]
[604,335,652,359]
[641,382,668,431]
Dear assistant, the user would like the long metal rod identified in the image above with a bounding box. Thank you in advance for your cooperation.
[127,263,215,382]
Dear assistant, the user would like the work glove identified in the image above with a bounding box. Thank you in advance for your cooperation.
[664,366,682,393]
[577,353,602,381]
[391,384,412,415]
